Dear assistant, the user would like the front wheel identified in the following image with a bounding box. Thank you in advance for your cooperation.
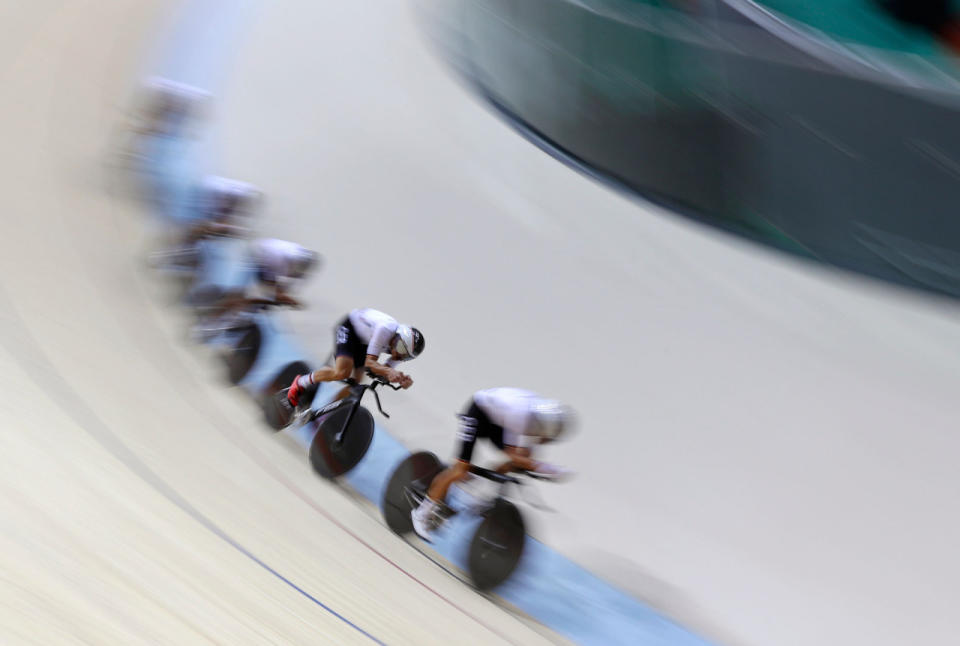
[468,499,526,591]
[309,403,375,479]
[382,451,444,535]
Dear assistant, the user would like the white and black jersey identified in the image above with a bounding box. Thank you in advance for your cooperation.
[333,308,398,366]
[455,388,538,462]
[251,238,306,286]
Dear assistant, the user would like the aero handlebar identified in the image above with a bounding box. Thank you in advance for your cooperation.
[334,368,403,419]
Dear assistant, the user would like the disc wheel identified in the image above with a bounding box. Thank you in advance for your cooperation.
[468,499,526,591]
[260,360,311,431]
[308,404,375,479]
[224,323,262,385]
[382,451,444,535]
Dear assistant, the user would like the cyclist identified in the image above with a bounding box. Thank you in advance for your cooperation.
[286,308,424,410]
[411,388,574,542]
[193,238,319,340]
[248,238,318,306]
[156,175,259,274]
[122,77,211,204]
[185,175,259,242]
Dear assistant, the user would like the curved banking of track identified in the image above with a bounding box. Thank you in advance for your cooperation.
[0,2,569,644]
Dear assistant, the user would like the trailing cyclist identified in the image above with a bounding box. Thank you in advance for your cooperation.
[285,307,424,411]
[193,238,319,341]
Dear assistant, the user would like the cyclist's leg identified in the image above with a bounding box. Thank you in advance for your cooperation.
[413,406,484,539]
[329,316,366,400]
[426,460,470,503]
[288,353,353,407]
[331,354,356,376]
[330,360,363,402]
[288,318,357,408]
[426,402,484,503]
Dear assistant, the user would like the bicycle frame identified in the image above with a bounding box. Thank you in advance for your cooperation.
[306,372,399,446]
[402,465,524,520]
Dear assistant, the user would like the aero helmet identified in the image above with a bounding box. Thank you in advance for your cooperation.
[528,399,574,441]
[394,325,425,361]
[287,246,319,279]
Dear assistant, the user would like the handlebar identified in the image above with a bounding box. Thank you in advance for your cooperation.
[467,464,557,484]
[363,368,403,390]
[247,297,298,311]
[331,369,403,419]
[467,465,558,513]
[468,464,523,486]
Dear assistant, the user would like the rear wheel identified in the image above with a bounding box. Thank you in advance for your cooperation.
[261,360,311,431]
[382,451,444,535]
[468,499,526,591]
[224,323,261,385]
[309,404,375,479]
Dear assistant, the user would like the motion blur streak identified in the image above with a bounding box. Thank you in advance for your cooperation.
[426,0,960,298]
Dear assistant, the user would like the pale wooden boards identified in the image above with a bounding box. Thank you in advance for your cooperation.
[0,2,566,644]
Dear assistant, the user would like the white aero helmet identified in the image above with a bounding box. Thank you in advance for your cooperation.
[143,77,211,112]
[528,399,574,442]
[201,175,261,216]
[393,325,425,361]
[202,175,259,201]
[287,246,319,279]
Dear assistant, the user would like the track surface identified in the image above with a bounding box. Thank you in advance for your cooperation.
[0,2,566,644]
[3,1,960,646]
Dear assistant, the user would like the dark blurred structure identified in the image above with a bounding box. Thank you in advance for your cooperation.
[878,0,952,34]
[876,0,960,55]
[429,0,960,297]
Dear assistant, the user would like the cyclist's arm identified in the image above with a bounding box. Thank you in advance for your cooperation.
[364,355,403,382]
[272,282,300,307]
[496,445,538,473]
[364,322,410,385]
[183,221,213,244]
[364,355,389,377]
[184,219,240,243]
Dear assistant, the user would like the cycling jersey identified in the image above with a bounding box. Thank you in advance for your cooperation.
[455,388,538,462]
[347,308,399,357]
[333,308,399,366]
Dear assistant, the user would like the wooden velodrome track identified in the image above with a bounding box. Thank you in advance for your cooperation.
[0,2,568,644]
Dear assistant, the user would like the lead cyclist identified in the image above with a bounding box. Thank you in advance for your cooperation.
[412,387,574,542]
